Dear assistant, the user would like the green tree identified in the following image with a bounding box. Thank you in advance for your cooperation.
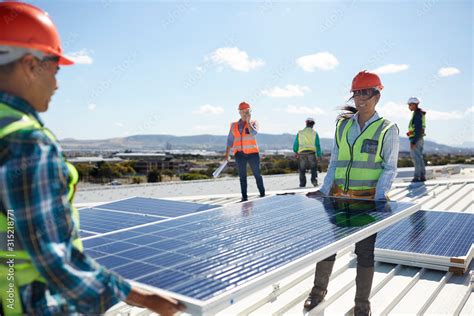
[131,176,142,184]
[147,169,162,183]
[74,163,94,182]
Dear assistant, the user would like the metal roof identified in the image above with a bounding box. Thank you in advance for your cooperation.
[95,165,473,315]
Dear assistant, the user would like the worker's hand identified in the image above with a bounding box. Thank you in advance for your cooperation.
[125,286,186,316]
[410,143,416,150]
[295,153,300,159]
[306,190,325,197]
[224,153,230,161]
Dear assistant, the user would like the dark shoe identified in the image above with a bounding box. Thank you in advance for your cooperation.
[354,265,374,316]
[303,260,335,311]
[240,198,248,202]
[420,176,426,182]
[354,304,371,316]
[411,177,421,182]
[259,193,265,198]
[303,290,327,311]
[299,185,306,188]
[312,180,318,187]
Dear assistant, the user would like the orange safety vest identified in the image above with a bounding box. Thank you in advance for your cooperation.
[231,121,259,155]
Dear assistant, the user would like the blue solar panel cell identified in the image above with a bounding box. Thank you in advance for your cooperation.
[376,210,474,257]
[79,208,161,233]
[79,197,217,236]
[85,195,417,307]
[97,197,218,217]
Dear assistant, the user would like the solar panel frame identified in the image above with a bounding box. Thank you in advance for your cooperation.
[84,195,420,315]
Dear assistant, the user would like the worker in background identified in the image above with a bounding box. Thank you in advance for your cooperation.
[305,71,399,316]
[293,117,323,187]
[224,101,265,202]
[407,97,426,182]
[0,2,184,315]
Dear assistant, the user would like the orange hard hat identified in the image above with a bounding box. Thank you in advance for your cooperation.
[351,70,383,92]
[0,2,73,65]
[238,102,251,110]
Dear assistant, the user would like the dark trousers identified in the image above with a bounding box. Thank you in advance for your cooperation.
[323,234,377,267]
[299,151,318,187]
[235,151,265,199]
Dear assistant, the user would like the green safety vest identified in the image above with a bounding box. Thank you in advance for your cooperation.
[297,127,317,153]
[334,117,395,192]
[408,110,426,138]
[0,102,83,315]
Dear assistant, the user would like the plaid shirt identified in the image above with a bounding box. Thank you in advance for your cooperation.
[0,92,131,315]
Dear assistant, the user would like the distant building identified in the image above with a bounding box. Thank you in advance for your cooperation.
[68,156,123,164]
[114,152,188,174]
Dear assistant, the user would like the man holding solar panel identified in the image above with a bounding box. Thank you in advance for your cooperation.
[0,2,184,315]
[305,71,399,315]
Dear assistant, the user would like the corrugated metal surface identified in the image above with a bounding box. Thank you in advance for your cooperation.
[99,167,473,315]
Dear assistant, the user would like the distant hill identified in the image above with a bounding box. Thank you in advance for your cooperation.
[60,134,473,154]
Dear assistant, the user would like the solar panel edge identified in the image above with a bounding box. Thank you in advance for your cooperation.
[128,279,206,315]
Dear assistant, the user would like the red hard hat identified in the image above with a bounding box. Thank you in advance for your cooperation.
[238,102,250,110]
[351,70,383,92]
[0,2,73,65]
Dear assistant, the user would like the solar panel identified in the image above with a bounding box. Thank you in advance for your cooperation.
[375,210,474,273]
[96,197,218,217]
[78,197,218,236]
[84,195,419,314]
[79,208,164,234]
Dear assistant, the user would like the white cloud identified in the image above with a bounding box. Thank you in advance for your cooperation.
[296,52,339,72]
[261,85,310,97]
[465,106,474,114]
[193,125,219,132]
[285,105,326,115]
[428,109,464,120]
[378,101,469,121]
[115,122,124,127]
[87,103,97,111]
[66,49,94,65]
[207,47,264,72]
[194,104,224,115]
[372,64,409,74]
[438,67,460,77]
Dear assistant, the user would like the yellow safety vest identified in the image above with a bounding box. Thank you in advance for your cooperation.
[408,110,426,138]
[0,102,82,315]
[297,127,318,153]
[334,117,396,192]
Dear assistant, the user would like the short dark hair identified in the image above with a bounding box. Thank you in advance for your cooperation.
[306,121,315,127]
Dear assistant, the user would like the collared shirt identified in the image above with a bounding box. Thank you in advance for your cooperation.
[292,127,323,157]
[320,111,399,200]
[0,92,131,315]
[226,119,259,147]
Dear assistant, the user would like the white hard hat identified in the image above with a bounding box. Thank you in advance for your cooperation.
[407,97,420,104]
[306,117,315,122]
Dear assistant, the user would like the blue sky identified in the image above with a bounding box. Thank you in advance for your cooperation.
[32,0,472,146]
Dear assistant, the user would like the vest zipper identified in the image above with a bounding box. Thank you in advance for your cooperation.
[343,118,383,192]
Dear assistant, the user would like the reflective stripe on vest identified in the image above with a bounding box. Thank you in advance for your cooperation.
[0,102,83,315]
[334,117,395,192]
[231,121,259,154]
[408,110,426,137]
[297,127,317,153]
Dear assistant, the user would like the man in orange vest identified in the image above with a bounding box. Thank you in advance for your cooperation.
[225,102,265,202]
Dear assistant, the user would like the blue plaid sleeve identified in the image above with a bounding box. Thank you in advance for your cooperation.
[0,130,131,314]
